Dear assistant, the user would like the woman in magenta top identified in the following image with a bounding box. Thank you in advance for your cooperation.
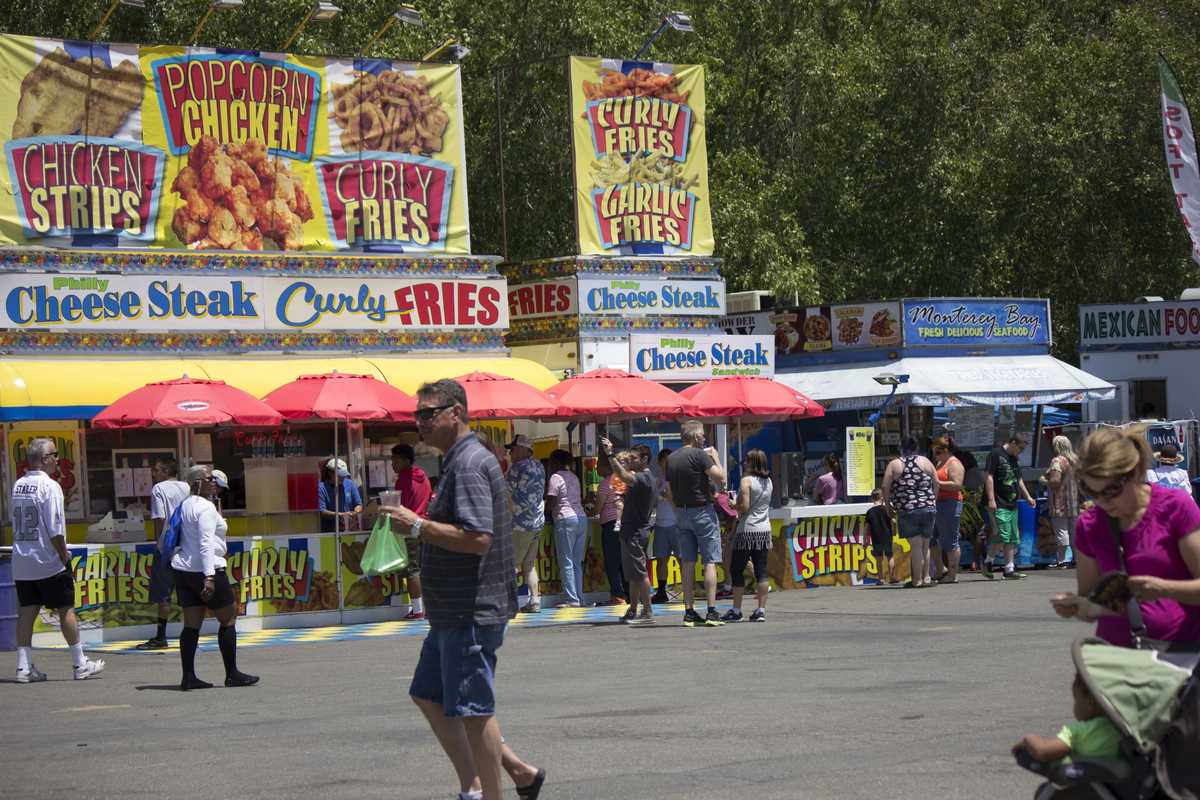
[1052,427,1200,647]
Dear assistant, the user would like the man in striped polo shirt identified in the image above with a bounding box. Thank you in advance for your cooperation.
[383,379,545,800]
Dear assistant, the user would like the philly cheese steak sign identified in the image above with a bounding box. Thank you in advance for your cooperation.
[0,274,507,331]
[576,277,724,316]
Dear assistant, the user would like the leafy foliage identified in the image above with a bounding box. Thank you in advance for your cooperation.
[1,0,1198,357]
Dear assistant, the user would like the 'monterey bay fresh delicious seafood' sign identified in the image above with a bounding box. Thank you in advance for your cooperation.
[0,34,470,253]
[569,57,713,256]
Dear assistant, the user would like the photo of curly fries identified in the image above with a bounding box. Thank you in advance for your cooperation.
[331,70,450,155]
[581,68,690,105]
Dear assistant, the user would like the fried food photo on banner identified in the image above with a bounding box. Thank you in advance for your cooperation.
[13,47,143,139]
[170,135,314,251]
[581,68,690,105]
[590,151,698,191]
[331,69,450,154]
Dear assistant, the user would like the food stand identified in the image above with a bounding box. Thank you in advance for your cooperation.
[0,29,567,643]
[746,298,1118,585]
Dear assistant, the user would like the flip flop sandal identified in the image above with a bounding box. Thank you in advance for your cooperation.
[516,768,546,800]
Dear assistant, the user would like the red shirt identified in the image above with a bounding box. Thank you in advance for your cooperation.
[395,466,432,517]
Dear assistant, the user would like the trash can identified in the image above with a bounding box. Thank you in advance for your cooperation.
[0,549,16,651]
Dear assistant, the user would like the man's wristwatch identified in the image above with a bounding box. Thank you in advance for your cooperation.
[410,517,423,538]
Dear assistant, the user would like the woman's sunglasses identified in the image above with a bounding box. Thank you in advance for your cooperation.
[1078,471,1134,501]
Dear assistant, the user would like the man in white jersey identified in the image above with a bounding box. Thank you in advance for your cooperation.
[11,438,105,682]
[136,456,191,650]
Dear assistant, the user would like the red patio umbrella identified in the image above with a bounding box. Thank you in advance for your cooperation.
[91,377,284,429]
[452,372,559,419]
[678,376,823,422]
[260,372,415,422]
[261,372,415,534]
[545,368,695,420]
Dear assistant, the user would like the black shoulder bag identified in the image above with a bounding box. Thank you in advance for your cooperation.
[1106,515,1173,652]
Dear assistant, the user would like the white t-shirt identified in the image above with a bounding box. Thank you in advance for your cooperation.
[10,470,67,581]
[169,495,229,576]
[150,479,191,548]
[1147,465,1192,493]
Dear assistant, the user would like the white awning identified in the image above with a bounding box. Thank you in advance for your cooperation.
[774,354,1115,411]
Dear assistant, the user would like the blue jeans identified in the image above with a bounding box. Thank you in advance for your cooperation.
[409,623,505,717]
[653,524,678,560]
[934,499,962,551]
[554,516,589,605]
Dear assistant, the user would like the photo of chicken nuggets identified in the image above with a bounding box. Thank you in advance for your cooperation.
[170,135,315,251]
[12,47,143,139]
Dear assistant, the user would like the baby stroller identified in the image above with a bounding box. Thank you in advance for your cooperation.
[1015,637,1200,799]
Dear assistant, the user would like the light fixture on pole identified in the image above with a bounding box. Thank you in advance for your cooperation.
[190,0,245,46]
[282,0,341,51]
[422,38,470,62]
[362,4,424,53]
[633,11,694,60]
[89,0,145,39]
[867,373,910,426]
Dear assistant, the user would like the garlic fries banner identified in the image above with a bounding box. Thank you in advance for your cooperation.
[569,56,713,256]
[0,34,470,254]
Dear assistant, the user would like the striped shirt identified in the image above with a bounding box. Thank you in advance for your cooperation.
[422,432,517,627]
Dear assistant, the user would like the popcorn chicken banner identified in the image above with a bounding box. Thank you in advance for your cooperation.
[569,56,714,256]
[0,33,470,254]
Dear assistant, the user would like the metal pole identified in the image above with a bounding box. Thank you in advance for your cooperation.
[189,5,218,45]
[88,0,120,39]
[494,69,509,260]
[633,20,668,60]
[362,15,396,53]
[282,7,315,52]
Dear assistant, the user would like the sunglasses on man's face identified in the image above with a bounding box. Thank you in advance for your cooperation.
[1079,471,1134,501]
[414,404,454,423]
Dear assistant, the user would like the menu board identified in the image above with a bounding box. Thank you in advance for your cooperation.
[568,56,713,256]
[771,306,832,354]
[0,33,470,253]
[831,302,902,349]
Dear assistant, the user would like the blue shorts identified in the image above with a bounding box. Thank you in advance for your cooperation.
[409,623,505,718]
[898,508,936,539]
[675,505,722,564]
[652,524,678,560]
[934,500,962,551]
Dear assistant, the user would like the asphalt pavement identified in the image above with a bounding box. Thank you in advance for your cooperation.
[0,570,1083,800]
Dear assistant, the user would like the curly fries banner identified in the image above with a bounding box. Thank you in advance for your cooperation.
[569,56,713,257]
[0,33,470,254]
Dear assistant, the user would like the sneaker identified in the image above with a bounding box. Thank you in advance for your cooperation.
[715,586,734,600]
[1003,570,1027,580]
[627,613,655,626]
[135,637,168,650]
[650,591,669,604]
[982,563,996,580]
[16,664,47,683]
[180,674,213,691]
[721,608,743,622]
[620,608,637,623]
[73,658,105,680]
[938,575,959,584]
[403,609,425,620]
[704,608,725,627]
[748,608,766,622]
[682,608,704,627]
[519,602,541,614]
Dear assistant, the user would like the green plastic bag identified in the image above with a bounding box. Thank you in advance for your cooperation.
[361,514,409,576]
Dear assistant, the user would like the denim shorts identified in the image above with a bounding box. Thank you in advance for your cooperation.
[676,505,722,564]
[934,499,962,551]
[898,507,936,539]
[409,623,505,717]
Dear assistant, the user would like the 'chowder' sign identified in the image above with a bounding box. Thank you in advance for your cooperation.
[0,273,508,331]
[901,298,1050,349]
[576,276,724,317]
[629,333,772,381]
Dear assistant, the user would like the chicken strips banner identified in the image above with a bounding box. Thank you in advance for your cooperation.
[0,33,470,254]
[569,57,713,256]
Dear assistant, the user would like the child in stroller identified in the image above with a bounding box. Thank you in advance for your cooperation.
[1013,638,1200,800]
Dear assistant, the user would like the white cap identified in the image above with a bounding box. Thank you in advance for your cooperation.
[325,458,350,478]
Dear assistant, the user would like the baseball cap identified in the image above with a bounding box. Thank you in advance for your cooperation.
[325,458,351,478]
[505,434,533,450]
[210,469,229,489]
[186,464,227,487]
